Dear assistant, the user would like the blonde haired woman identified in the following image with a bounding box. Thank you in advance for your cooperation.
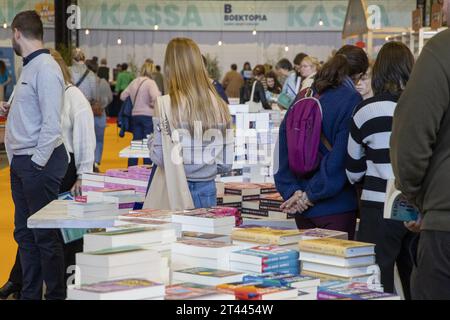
[121,61,161,166]
[148,38,233,209]
[299,56,321,92]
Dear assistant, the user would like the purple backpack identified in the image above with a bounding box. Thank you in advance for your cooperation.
[286,89,332,177]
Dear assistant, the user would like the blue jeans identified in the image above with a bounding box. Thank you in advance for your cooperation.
[188,180,217,209]
[94,114,107,164]
[128,115,154,167]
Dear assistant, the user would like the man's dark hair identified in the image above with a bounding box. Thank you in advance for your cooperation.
[92,56,98,63]
[121,63,128,71]
[11,10,43,41]
[372,42,414,96]
[231,64,237,71]
[276,58,293,71]
[156,65,161,72]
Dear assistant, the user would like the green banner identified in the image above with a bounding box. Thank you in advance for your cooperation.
[77,0,415,31]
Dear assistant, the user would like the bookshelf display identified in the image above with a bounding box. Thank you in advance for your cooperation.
[390,27,448,58]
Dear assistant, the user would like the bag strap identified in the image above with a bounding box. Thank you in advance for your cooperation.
[133,78,149,105]
[75,69,90,88]
[249,80,257,102]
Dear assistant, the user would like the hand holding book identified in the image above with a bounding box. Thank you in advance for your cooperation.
[404,214,423,233]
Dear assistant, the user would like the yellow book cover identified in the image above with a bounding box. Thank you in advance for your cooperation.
[232,228,301,245]
[298,238,375,257]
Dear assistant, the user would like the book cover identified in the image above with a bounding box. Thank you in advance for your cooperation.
[299,228,348,240]
[165,283,220,300]
[176,268,242,278]
[234,284,297,300]
[232,227,302,245]
[73,279,162,293]
[230,245,299,264]
[298,238,375,257]
[384,179,420,222]
[243,273,320,289]
[175,239,234,249]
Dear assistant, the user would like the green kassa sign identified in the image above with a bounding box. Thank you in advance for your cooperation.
[78,0,415,31]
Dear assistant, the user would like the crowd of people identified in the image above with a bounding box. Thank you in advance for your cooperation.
[0,10,449,301]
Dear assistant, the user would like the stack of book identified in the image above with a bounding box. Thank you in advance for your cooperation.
[317,281,400,300]
[243,273,320,300]
[217,282,298,300]
[130,140,149,151]
[104,168,150,194]
[241,193,294,220]
[181,231,231,243]
[83,227,177,253]
[75,245,168,285]
[117,209,182,238]
[228,245,300,275]
[67,198,118,218]
[170,209,236,234]
[171,239,241,271]
[82,188,144,214]
[165,283,235,300]
[298,238,377,283]
[231,226,303,250]
[298,228,348,241]
[172,268,245,286]
[81,172,105,193]
[67,279,165,300]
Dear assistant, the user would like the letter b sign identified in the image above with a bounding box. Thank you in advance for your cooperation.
[224,4,232,14]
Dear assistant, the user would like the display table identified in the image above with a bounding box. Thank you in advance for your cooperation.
[119,147,149,159]
[27,200,118,229]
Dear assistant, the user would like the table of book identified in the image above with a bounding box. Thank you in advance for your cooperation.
[27,200,118,229]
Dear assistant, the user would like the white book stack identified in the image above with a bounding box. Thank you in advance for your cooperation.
[172,268,245,286]
[171,212,235,235]
[67,201,119,218]
[114,219,182,239]
[84,189,144,214]
[75,246,169,285]
[67,279,165,300]
[81,173,106,193]
[171,239,241,271]
[298,238,379,282]
[83,227,177,252]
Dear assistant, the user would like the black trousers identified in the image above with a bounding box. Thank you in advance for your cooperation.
[411,230,450,300]
[10,145,68,300]
[357,205,417,299]
[8,152,83,289]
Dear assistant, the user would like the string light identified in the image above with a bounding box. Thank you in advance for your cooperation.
[284,46,289,52]
[154,24,159,31]
[85,29,90,35]
[117,37,122,45]
[319,19,324,26]
[218,40,223,46]
[385,36,390,41]
[2,21,7,29]
[252,29,257,36]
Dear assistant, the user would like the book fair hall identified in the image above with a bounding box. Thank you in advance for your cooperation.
[0,0,450,304]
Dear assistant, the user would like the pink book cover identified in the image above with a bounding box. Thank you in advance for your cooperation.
[76,279,162,293]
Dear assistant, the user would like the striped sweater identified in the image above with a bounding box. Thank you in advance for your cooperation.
[346,93,400,208]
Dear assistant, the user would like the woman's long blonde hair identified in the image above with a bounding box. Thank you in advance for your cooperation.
[49,48,73,85]
[163,38,231,133]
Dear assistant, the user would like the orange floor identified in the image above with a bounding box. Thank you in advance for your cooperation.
[0,123,132,284]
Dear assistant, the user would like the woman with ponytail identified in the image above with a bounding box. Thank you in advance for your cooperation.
[275,45,368,239]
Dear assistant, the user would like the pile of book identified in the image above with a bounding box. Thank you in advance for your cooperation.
[117,208,182,238]
[104,166,152,194]
[76,226,177,285]
[67,197,118,218]
[228,245,300,275]
[130,139,149,151]
[317,281,400,300]
[165,283,235,300]
[217,281,299,300]
[242,192,294,220]
[82,188,144,214]
[217,182,278,217]
[81,172,106,193]
[299,238,378,284]
[172,267,245,286]
[298,228,348,241]
[67,279,165,300]
[170,208,238,234]
[171,239,240,271]
[231,226,303,250]
[75,245,167,286]
[243,273,320,300]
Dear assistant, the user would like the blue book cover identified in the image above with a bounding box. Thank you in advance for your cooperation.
[243,273,317,288]
[233,245,299,264]
[391,194,419,222]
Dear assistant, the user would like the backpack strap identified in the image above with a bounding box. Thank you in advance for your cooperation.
[75,69,90,87]
[321,133,333,152]
[132,78,149,105]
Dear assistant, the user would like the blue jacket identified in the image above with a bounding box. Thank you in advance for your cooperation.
[274,78,362,218]
[117,96,133,137]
